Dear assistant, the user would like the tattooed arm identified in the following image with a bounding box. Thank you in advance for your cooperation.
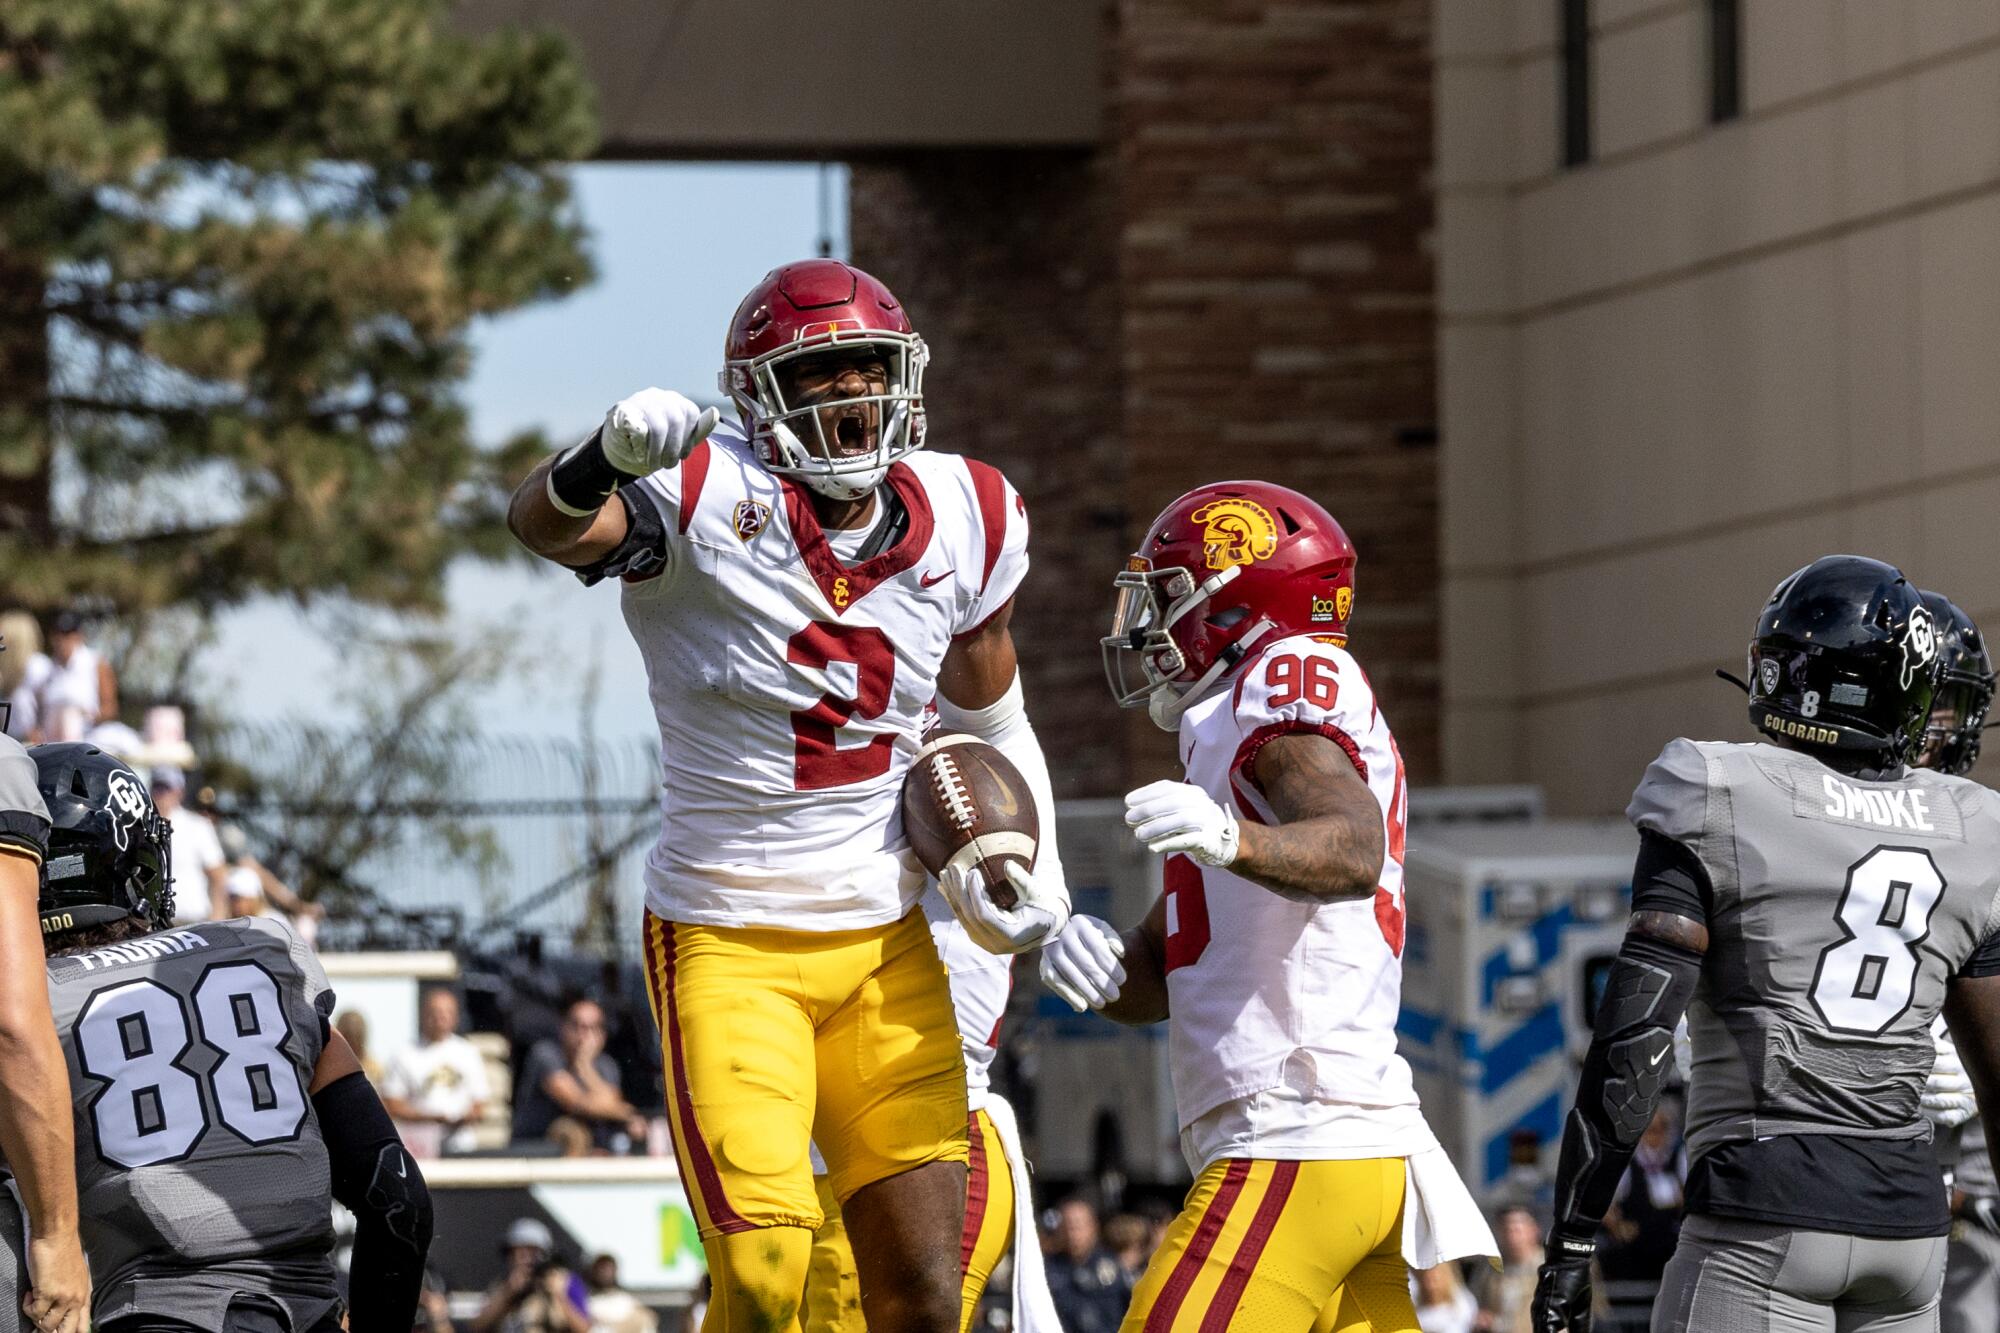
[1230,732,1387,902]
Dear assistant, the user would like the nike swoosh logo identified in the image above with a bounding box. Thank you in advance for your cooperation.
[920,569,954,588]
[1648,1047,1668,1067]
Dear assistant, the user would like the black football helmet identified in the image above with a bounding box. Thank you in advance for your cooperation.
[1917,591,1995,776]
[1746,556,1940,765]
[33,743,173,937]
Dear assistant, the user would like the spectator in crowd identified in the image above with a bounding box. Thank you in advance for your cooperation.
[1477,1205,1545,1333]
[1044,1198,1132,1333]
[217,820,324,943]
[0,610,47,741]
[152,765,228,922]
[32,610,117,740]
[1103,1212,1151,1283]
[1414,1264,1480,1333]
[335,1009,385,1084]
[1598,1102,1686,1289]
[678,1275,710,1333]
[511,998,648,1156]
[470,1218,590,1333]
[417,1269,456,1333]
[383,987,494,1158]
[583,1254,658,1333]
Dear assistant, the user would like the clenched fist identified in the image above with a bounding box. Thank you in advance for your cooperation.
[601,388,720,477]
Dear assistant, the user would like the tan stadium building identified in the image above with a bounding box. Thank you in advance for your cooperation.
[461,0,2000,810]
[1437,0,2000,810]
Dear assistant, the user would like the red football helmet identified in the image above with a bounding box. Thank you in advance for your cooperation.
[1102,481,1358,729]
[718,259,929,501]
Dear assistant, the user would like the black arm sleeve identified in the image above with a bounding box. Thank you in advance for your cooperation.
[1547,843,1708,1255]
[314,1072,433,1332]
[1628,829,1712,920]
[570,485,669,588]
[1961,930,2000,978]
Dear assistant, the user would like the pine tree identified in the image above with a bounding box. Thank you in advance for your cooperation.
[0,0,597,615]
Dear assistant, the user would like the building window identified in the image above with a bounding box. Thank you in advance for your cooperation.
[1560,0,1591,166]
[1709,0,1743,122]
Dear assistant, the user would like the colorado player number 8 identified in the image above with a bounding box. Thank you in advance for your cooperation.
[74,962,307,1168]
[1808,846,1946,1035]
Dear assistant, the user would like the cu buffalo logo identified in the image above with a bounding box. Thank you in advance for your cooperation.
[1190,498,1279,571]
[104,770,150,852]
[1901,606,1938,690]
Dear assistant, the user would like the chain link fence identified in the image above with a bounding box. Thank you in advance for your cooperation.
[202,723,664,955]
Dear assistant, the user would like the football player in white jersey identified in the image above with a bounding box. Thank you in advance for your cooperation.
[1039,481,1493,1331]
[508,260,1072,1333]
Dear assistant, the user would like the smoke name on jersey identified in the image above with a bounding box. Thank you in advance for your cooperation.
[1820,776,1936,832]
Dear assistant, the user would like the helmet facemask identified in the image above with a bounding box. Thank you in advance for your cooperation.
[1101,563,1274,731]
[721,331,928,502]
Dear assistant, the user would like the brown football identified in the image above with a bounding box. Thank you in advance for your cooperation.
[901,731,1039,909]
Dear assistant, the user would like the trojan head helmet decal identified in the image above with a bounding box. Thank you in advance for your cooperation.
[1189,498,1280,571]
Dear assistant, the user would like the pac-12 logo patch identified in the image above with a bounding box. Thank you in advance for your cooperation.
[1190,498,1279,571]
[1757,658,1782,697]
[732,501,771,542]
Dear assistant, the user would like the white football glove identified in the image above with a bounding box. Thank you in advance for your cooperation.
[1125,779,1239,867]
[600,387,720,477]
[1925,1021,1979,1130]
[1039,914,1127,1013]
[939,861,1071,956]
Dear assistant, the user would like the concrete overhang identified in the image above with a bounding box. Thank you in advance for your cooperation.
[454,1,1103,158]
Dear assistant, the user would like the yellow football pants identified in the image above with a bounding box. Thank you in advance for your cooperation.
[1123,1157,1419,1333]
[640,909,969,1332]
[801,1108,1014,1333]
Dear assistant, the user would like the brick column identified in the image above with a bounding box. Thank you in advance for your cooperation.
[853,0,1438,793]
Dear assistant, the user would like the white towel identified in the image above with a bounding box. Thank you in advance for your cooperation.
[983,1094,1064,1333]
[1401,1144,1500,1270]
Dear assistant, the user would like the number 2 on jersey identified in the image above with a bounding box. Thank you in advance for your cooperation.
[1808,846,1946,1035]
[74,962,307,1168]
[788,623,897,790]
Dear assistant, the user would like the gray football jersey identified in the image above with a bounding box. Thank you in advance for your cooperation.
[45,915,341,1330]
[1630,739,2000,1161]
[0,734,50,864]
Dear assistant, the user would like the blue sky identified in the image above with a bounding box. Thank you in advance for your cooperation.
[198,163,849,738]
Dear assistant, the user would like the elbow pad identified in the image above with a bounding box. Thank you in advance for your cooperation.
[1550,929,1701,1249]
[313,1071,433,1259]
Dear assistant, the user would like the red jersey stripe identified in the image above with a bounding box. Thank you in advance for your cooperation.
[677,441,713,534]
[965,459,1009,594]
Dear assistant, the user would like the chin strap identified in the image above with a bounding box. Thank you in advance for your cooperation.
[1147,620,1275,731]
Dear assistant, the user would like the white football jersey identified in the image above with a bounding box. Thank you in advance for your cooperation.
[621,424,1028,931]
[1165,632,1425,1155]
[922,888,1012,1112]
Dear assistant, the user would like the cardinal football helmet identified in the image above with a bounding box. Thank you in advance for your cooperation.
[1103,481,1357,730]
[1917,591,1994,776]
[1746,556,1940,765]
[719,259,928,502]
[33,742,173,937]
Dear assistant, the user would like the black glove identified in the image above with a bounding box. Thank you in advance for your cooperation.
[1966,1195,2000,1238]
[1531,1240,1595,1333]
